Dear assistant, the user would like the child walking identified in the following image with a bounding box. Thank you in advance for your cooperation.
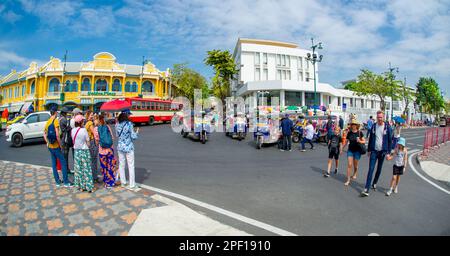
[385,137,407,196]
[324,126,343,177]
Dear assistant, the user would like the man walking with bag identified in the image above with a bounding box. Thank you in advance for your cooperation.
[280,113,293,151]
[361,110,392,197]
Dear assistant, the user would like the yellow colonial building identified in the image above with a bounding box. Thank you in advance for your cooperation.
[0,52,174,113]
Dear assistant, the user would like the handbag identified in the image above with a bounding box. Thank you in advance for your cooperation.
[358,131,367,155]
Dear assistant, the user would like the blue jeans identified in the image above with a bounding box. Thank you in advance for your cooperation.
[49,147,69,185]
[301,137,314,150]
[282,134,292,150]
[347,150,361,161]
[365,151,386,191]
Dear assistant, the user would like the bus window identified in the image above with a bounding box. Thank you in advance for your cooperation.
[146,102,151,110]
[151,102,155,110]
[166,103,170,110]
[132,101,137,110]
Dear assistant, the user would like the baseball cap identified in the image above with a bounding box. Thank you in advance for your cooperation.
[398,137,406,147]
[74,114,85,123]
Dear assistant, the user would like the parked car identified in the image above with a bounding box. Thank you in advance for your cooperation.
[5,111,51,147]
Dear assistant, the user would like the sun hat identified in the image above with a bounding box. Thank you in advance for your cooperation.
[398,137,406,147]
[349,119,360,125]
[74,114,85,123]
[72,108,82,115]
[60,106,70,113]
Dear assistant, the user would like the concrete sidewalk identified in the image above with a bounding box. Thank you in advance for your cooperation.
[418,142,450,186]
[0,160,250,236]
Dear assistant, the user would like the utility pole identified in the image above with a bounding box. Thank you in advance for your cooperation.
[387,62,399,121]
[306,38,323,116]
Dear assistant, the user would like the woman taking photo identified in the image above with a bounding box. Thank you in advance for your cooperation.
[344,119,366,186]
[94,113,117,189]
[116,109,139,190]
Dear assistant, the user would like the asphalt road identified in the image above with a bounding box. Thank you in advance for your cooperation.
[1,125,449,235]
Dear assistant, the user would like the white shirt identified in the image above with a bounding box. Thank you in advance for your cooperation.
[70,118,75,129]
[375,123,384,151]
[71,127,89,150]
[305,124,315,140]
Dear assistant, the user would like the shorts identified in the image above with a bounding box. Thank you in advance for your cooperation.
[347,150,361,160]
[328,148,340,160]
[393,165,404,175]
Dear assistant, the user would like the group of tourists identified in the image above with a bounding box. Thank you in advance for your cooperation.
[324,110,408,197]
[279,110,407,197]
[43,106,139,193]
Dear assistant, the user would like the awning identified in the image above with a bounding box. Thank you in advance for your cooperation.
[9,104,23,113]
[20,102,33,114]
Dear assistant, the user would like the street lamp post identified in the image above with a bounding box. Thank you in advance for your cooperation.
[305,38,323,116]
[59,50,68,107]
[387,62,399,121]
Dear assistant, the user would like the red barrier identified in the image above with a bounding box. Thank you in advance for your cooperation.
[422,127,450,156]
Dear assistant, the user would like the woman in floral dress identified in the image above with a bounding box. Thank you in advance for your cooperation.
[71,115,94,192]
[94,114,117,189]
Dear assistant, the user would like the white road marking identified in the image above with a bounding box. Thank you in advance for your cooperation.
[368,233,380,236]
[408,151,450,195]
[137,183,298,236]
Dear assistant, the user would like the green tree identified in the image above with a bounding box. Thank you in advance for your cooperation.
[347,69,400,111]
[415,77,445,120]
[400,79,415,117]
[171,63,210,103]
[204,50,238,103]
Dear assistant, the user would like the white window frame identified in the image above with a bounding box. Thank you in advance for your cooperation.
[255,68,261,81]
[254,52,260,65]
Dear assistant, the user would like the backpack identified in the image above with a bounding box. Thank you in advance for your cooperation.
[98,125,113,148]
[47,118,57,144]
[61,117,73,147]
[329,135,340,151]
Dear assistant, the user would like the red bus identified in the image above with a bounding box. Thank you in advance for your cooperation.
[125,97,180,125]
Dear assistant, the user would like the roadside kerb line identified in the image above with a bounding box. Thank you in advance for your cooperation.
[408,151,450,195]
[404,135,425,140]
[137,183,298,236]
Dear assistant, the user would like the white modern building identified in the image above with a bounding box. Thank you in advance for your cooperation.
[231,38,398,123]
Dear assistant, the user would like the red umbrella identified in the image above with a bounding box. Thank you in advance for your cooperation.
[100,99,131,112]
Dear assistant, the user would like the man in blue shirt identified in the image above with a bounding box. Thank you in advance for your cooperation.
[280,113,293,151]
[366,116,374,138]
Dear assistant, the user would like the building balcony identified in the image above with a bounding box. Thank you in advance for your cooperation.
[46,92,61,97]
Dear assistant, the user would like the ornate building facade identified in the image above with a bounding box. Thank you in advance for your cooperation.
[0,52,174,113]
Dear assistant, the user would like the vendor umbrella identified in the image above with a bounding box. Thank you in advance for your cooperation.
[100,99,131,112]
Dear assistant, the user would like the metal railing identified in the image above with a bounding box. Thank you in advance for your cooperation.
[422,127,450,157]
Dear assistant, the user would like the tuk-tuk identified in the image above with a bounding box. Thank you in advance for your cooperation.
[225,113,247,141]
[254,107,281,149]
[180,110,212,144]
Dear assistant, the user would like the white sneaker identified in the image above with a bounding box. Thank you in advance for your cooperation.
[394,187,398,193]
[385,189,393,196]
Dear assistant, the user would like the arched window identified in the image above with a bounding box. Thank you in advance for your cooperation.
[64,80,71,92]
[22,85,25,96]
[95,79,108,91]
[125,81,131,92]
[71,80,78,92]
[30,81,35,94]
[112,79,121,92]
[132,82,138,92]
[81,78,91,91]
[48,78,60,92]
[141,81,154,93]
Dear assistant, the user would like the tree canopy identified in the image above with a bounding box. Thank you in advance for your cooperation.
[204,49,237,102]
[415,77,445,117]
[171,63,210,103]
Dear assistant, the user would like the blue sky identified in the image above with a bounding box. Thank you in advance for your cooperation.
[1,0,449,95]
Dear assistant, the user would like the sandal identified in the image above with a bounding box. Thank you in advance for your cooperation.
[344,181,350,186]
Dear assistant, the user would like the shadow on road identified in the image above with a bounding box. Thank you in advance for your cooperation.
[310,165,367,194]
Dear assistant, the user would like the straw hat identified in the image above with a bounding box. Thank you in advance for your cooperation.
[349,119,360,126]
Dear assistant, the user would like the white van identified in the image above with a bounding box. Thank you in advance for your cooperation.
[5,111,52,147]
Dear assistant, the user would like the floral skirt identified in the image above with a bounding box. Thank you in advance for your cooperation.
[99,147,117,187]
[74,149,94,191]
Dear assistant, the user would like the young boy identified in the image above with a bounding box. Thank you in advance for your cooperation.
[324,126,343,177]
[385,137,407,196]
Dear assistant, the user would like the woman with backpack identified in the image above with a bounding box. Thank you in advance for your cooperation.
[94,113,117,189]
[85,111,100,183]
[116,109,139,190]
[71,114,94,192]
